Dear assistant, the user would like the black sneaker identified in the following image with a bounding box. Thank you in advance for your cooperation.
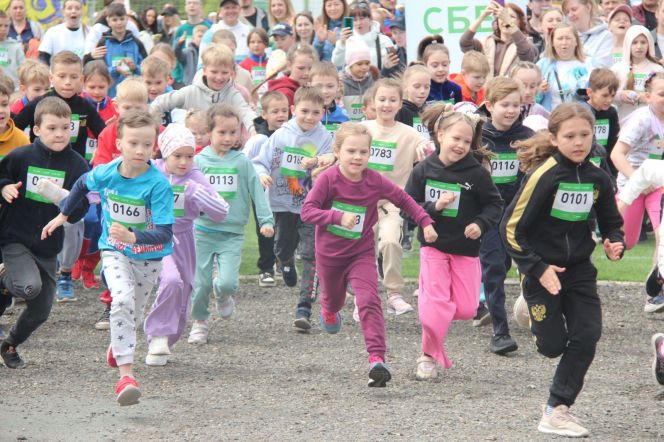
[472,302,491,327]
[377,254,384,280]
[1,341,26,369]
[652,333,664,385]
[490,334,518,356]
[293,307,311,331]
[368,362,391,387]
[401,233,412,251]
[95,304,111,330]
[646,266,664,297]
[282,265,297,287]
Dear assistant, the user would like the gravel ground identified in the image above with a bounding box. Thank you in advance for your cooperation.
[1,279,664,441]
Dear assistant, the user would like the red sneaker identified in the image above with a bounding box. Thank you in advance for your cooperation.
[107,345,117,368]
[82,271,99,289]
[115,376,141,406]
[71,260,82,281]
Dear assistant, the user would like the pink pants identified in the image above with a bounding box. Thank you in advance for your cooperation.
[316,252,385,360]
[418,247,481,368]
[618,189,662,249]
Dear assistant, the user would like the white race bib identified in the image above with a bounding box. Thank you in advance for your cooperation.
[251,66,266,85]
[172,185,185,217]
[85,138,97,161]
[425,179,460,217]
[634,73,647,92]
[206,167,238,199]
[349,103,365,122]
[70,114,80,142]
[595,119,609,146]
[490,153,519,184]
[108,193,146,229]
[649,136,664,159]
[0,48,8,66]
[326,201,366,239]
[26,166,66,203]
[550,183,593,221]
[368,140,397,172]
[413,117,430,140]
[280,147,313,178]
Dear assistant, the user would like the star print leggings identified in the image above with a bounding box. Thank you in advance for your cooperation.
[101,251,161,366]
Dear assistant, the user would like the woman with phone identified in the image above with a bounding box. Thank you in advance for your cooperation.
[313,0,349,61]
[460,1,537,80]
[331,0,396,71]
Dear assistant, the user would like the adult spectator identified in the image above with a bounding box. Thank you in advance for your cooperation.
[526,0,552,56]
[267,0,295,29]
[200,0,252,63]
[460,2,538,79]
[137,6,162,52]
[633,0,659,30]
[601,0,628,19]
[240,0,269,31]
[38,0,87,64]
[7,0,42,55]
[313,0,348,62]
[654,0,664,59]
[562,0,613,67]
[381,15,406,77]
[172,0,211,85]
[331,0,395,70]
[294,11,315,44]
[159,6,181,44]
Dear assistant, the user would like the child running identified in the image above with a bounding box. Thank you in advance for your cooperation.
[188,104,274,344]
[404,103,503,379]
[143,124,229,365]
[301,122,437,387]
[501,103,624,437]
[43,110,174,406]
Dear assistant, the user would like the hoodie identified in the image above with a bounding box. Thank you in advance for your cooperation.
[252,118,333,213]
[482,119,535,205]
[580,21,613,68]
[0,119,29,158]
[267,75,300,108]
[0,39,25,86]
[194,147,273,234]
[242,116,275,160]
[95,30,148,97]
[449,73,485,105]
[395,100,430,140]
[331,21,395,70]
[611,25,664,121]
[151,71,256,132]
[405,153,503,257]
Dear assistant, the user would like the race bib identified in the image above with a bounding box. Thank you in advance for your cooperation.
[634,73,647,92]
[326,201,366,239]
[425,179,461,217]
[490,153,519,184]
[172,185,185,217]
[25,166,65,203]
[595,119,609,146]
[280,146,313,178]
[111,56,126,69]
[349,103,365,122]
[368,140,397,172]
[0,48,8,66]
[251,66,266,85]
[108,193,146,229]
[413,117,430,140]
[550,183,593,221]
[649,135,664,159]
[206,167,238,199]
[612,52,622,64]
[85,138,97,161]
[70,114,80,142]
[324,123,338,135]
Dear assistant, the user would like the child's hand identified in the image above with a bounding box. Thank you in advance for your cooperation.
[464,223,482,240]
[260,225,274,238]
[434,192,456,211]
[125,59,136,71]
[422,224,438,243]
[539,265,566,295]
[179,33,187,44]
[1,182,22,203]
[539,79,549,93]
[259,175,273,188]
[41,213,68,240]
[603,239,624,261]
[340,212,357,229]
[91,45,107,59]
[109,222,136,244]
[619,90,636,104]
[300,157,318,169]
[616,199,628,215]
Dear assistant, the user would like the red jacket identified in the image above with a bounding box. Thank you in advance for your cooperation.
[449,73,485,105]
[10,96,29,115]
[92,121,163,167]
[267,75,300,108]
[239,55,268,73]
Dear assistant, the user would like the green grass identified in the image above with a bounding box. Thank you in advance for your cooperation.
[239,216,655,282]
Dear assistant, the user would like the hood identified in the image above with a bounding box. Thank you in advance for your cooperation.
[0,38,21,48]
[424,148,481,172]
[352,21,380,46]
[101,29,135,44]
[584,20,608,37]
[279,118,328,151]
[193,71,233,97]
[0,119,18,143]
[401,100,421,114]
[253,116,272,137]
[268,76,299,93]
[198,146,242,162]
[482,119,533,151]
[622,25,657,65]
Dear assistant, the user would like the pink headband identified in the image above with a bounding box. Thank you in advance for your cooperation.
[158,123,196,158]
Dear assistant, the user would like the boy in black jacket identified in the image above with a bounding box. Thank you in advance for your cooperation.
[0,97,89,368]
[480,77,535,356]
[583,68,620,177]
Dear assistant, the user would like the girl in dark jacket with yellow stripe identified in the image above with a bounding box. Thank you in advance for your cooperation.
[500,103,624,438]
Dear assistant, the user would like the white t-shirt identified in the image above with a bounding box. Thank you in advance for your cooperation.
[199,20,252,65]
[617,106,661,188]
[39,24,87,59]
[550,59,585,108]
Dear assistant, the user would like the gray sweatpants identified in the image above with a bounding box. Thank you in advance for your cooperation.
[1,243,56,347]
[57,220,84,271]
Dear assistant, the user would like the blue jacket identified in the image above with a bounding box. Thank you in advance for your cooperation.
[313,19,341,62]
[426,80,462,105]
[100,30,148,97]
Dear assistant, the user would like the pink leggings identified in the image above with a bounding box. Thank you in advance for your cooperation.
[618,189,662,249]
[418,247,481,368]
[316,252,386,361]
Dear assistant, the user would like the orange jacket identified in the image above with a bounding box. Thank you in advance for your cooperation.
[449,73,485,105]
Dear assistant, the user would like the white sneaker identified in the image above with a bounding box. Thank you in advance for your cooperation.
[538,405,589,437]
[216,295,235,319]
[145,353,168,366]
[387,294,414,315]
[415,355,438,380]
[148,336,171,356]
[187,320,209,345]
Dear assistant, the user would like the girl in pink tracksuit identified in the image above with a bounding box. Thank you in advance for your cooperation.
[404,103,503,380]
[143,124,229,366]
[301,122,437,388]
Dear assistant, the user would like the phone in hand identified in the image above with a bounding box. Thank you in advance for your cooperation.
[387,46,397,56]
[343,16,354,29]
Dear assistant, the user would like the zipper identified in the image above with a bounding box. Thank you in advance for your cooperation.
[565,163,582,264]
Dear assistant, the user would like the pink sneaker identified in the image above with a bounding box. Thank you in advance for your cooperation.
[115,376,141,406]
[107,345,117,368]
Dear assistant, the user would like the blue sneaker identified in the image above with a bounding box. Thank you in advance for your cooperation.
[319,310,342,334]
[282,265,297,287]
[368,361,392,387]
[56,274,76,302]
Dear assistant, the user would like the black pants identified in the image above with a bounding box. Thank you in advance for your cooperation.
[252,201,275,273]
[523,260,601,408]
[1,243,56,347]
[479,227,512,336]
